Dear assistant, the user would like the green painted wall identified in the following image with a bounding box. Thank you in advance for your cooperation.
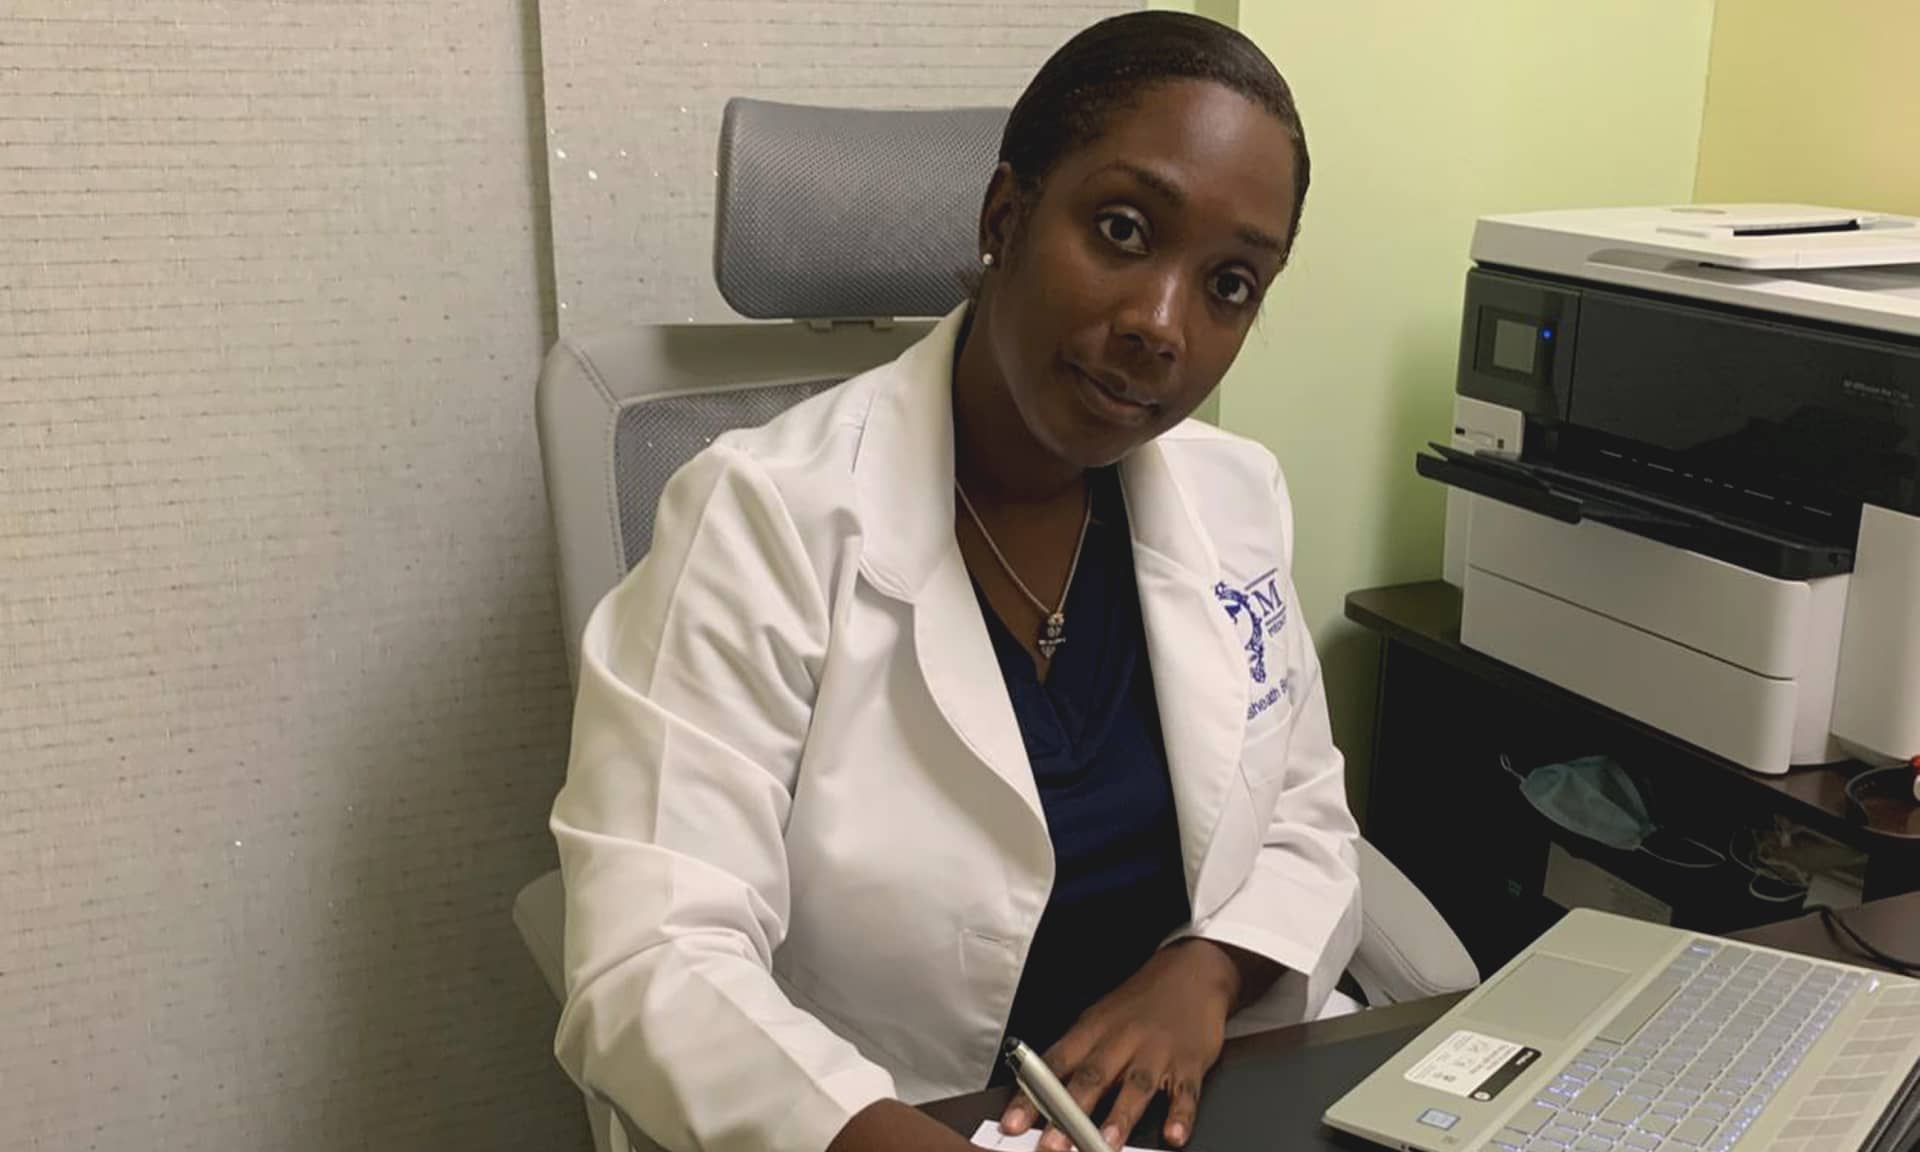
[1221,2,1715,811]
[1148,0,1235,19]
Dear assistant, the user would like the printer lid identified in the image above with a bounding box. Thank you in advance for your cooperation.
[1472,205,1920,339]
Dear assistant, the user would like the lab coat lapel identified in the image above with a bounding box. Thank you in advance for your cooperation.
[854,309,1046,830]
[1121,442,1249,913]
[912,549,1045,824]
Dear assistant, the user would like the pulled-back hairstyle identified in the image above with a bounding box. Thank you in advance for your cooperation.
[998,11,1310,255]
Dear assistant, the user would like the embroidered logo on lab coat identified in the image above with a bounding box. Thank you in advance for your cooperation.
[1215,570,1289,721]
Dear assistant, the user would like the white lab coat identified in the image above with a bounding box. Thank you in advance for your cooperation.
[551,308,1361,1152]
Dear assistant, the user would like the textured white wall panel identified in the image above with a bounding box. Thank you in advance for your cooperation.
[0,2,583,1148]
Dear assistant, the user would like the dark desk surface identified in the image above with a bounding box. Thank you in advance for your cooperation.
[919,893,1920,1151]
[1345,580,1920,846]
[919,996,1465,1146]
[1733,891,1920,965]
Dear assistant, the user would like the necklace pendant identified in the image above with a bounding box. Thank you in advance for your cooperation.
[1037,612,1067,659]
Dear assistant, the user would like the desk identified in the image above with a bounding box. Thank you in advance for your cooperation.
[609,897,1919,1152]
[915,894,1920,1152]
[921,990,1459,1144]
[1346,580,1920,977]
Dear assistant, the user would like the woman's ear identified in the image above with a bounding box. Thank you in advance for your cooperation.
[977,161,1023,265]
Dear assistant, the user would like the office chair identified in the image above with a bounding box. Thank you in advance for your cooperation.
[514,98,1478,1152]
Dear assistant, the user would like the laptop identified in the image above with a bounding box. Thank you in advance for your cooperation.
[1325,909,1920,1152]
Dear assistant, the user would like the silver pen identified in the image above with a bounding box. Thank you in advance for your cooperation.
[1001,1038,1118,1152]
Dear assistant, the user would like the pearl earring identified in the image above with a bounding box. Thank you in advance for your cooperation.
[980,252,995,268]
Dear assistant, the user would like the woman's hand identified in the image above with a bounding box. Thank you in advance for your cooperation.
[998,939,1276,1150]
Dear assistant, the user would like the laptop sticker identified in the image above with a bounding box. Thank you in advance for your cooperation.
[1403,1030,1542,1101]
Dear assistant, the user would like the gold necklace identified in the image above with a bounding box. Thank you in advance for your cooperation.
[954,480,1093,660]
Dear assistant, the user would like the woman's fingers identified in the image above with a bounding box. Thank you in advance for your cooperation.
[1038,1031,1138,1152]
[1163,1064,1204,1148]
[998,1092,1036,1136]
[1000,1025,1102,1138]
[1035,1059,1117,1152]
[1095,1055,1169,1151]
[1006,1038,1205,1150]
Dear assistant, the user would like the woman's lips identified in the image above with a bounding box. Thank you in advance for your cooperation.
[1069,364,1158,425]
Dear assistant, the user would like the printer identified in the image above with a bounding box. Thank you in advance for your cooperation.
[1425,205,1920,775]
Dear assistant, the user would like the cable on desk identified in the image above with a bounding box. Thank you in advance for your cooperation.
[1813,905,1920,977]
[1728,826,1811,904]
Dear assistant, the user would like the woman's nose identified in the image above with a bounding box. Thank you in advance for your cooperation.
[1113,269,1186,364]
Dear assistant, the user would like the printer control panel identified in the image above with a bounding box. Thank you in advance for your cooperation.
[1457,268,1580,423]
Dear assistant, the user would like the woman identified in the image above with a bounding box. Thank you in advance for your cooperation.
[551,13,1359,1152]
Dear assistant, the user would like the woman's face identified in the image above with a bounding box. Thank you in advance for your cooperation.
[978,79,1299,469]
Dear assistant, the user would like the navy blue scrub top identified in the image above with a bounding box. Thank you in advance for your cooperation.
[976,467,1191,1080]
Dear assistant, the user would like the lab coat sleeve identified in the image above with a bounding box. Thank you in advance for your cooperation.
[1179,461,1362,1026]
[550,443,894,1152]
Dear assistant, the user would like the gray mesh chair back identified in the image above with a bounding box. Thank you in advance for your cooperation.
[535,98,1008,680]
[715,99,1008,320]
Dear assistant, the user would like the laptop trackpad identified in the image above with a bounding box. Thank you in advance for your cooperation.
[1463,954,1631,1039]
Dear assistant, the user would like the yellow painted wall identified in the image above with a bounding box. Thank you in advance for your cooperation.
[1695,0,1920,215]
[1148,0,1236,20]
[1223,3,1715,803]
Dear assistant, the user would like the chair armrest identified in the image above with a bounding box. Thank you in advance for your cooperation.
[1350,839,1479,1005]
[514,869,568,1002]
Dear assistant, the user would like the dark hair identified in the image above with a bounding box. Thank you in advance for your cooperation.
[999,11,1310,254]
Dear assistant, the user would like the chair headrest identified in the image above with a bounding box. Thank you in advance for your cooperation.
[714,99,1008,320]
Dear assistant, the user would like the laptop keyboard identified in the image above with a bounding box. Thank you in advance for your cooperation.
[1484,940,1870,1152]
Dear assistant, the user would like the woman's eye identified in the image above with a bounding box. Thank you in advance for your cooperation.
[1212,271,1254,307]
[1097,212,1149,254]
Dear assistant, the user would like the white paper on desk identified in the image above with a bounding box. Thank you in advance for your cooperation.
[969,1120,1156,1152]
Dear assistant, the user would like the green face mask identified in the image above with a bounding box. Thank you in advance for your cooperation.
[1518,755,1655,852]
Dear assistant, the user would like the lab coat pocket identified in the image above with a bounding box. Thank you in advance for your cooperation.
[958,930,1022,1056]
[957,930,1018,992]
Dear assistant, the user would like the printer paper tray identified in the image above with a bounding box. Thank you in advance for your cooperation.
[1417,444,1854,581]
[1462,566,1803,773]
